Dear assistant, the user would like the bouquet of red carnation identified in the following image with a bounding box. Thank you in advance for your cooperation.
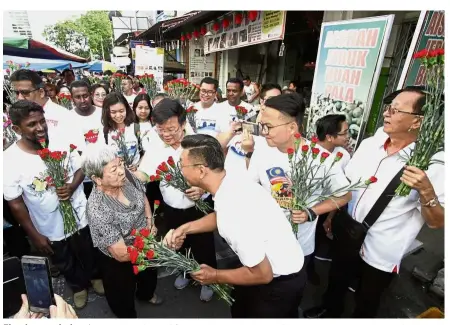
[111,128,136,167]
[235,106,248,120]
[165,79,200,106]
[149,156,211,214]
[128,228,234,306]
[286,134,378,235]
[185,106,198,132]
[138,73,158,99]
[37,141,79,236]
[396,48,445,196]
[57,93,72,110]
[112,73,126,92]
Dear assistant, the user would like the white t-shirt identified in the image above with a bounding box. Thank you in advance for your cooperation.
[43,99,77,148]
[315,143,351,172]
[217,100,257,122]
[69,108,105,153]
[214,172,304,276]
[138,121,159,153]
[139,144,195,209]
[248,139,350,256]
[123,94,137,108]
[224,135,264,178]
[107,124,140,167]
[193,102,231,137]
[3,142,88,241]
[345,134,445,273]
[244,83,259,106]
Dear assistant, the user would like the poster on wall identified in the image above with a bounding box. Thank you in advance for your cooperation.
[397,11,444,89]
[204,11,286,54]
[189,40,215,85]
[134,46,164,91]
[306,15,394,154]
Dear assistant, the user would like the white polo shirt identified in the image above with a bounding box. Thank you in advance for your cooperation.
[345,134,445,273]
[217,100,257,122]
[248,138,350,256]
[3,139,88,241]
[194,101,231,137]
[214,172,304,276]
[138,144,195,210]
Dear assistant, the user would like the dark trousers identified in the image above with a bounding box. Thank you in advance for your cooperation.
[164,203,217,269]
[231,267,307,318]
[99,252,157,318]
[323,253,395,318]
[50,226,100,293]
[313,214,333,260]
[3,226,30,258]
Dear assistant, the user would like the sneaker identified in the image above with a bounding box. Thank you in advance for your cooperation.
[73,289,88,309]
[174,275,190,290]
[91,279,105,296]
[200,285,214,302]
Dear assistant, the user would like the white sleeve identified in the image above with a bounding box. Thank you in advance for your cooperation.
[138,150,160,176]
[3,160,22,201]
[423,151,445,207]
[326,163,351,197]
[247,147,261,184]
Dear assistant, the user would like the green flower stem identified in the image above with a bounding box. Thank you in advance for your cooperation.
[59,200,78,237]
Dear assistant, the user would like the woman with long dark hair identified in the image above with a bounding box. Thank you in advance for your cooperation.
[102,92,141,171]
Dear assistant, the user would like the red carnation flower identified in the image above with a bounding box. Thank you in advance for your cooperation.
[127,246,132,253]
[312,148,320,155]
[150,175,156,182]
[336,152,343,159]
[301,145,309,152]
[133,265,139,275]
[294,133,301,139]
[167,156,175,167]
[154,200,160,207]
[146,250,155,260]
[165,174,173,182]
[321,152,330,159]
[69,144,77,152]
[140,228,150,237]
[287,148,294,155]
[129,248,139,264]
[131,229,137,236]
[311,136,318,143]
[160,162,169,172]
[370,176,378,183]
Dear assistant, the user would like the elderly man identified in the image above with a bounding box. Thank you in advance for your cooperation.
[304,86,445,318]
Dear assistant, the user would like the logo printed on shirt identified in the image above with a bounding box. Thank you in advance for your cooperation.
[230,141,245,157]
[46,119,58,127]
[84,129,99,144]
[266,167,292,209]
[28,174,50,196]
[196,119,217,131]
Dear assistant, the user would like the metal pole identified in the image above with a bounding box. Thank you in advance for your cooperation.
[101,36,105,60]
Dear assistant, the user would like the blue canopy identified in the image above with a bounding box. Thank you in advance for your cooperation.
[3,55,88,72]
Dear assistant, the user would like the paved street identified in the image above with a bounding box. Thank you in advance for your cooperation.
[53,225,444,319]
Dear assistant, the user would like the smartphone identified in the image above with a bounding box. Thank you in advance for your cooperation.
[3,256,26,318]
[21,256,56,314]
[241,121,260,136]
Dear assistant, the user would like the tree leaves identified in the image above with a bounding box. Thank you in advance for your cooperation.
[43,11,113,60]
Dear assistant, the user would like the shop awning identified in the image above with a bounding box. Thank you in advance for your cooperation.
[3,37,88,63]
[3,55,88,71]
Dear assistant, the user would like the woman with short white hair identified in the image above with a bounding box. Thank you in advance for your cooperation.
[81,144,163,318]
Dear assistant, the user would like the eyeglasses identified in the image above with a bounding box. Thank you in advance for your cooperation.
[14,89,39,96]
[177,160,208,170]
[94,93,107,98]
[383,104,423,116]
[155,126,181,135]
[336,130,350,136]
[200,89,216,96]
[259,121,293,135]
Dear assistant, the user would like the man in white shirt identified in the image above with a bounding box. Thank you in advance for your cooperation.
[305,87,445,318]
[193,77,230,137]
[69,80,105,198]
[218,78,256,121]
[10,69,76,148]
[165,134,306,318]
[243,75,260,106]
[255,83,282,123]
[310,114,351,282]
[122,76,137,107]
[3,100,104,310]
[137,99,217,302]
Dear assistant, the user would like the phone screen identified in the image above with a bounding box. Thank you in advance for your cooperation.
[241,122,260,136]
[22,258,54,312]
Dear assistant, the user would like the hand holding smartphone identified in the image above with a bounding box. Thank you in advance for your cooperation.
[241,121,260,136]
[21,256,56,314]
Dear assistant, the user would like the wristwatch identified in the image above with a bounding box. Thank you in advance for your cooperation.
[419,196,439,207]
[307,208,318,222]
[245,152,253,159]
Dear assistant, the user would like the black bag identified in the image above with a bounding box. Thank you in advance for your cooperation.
[331,168,404,261]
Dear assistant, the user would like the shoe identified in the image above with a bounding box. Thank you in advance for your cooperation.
[200,285,214,302]
[149,293,164,305]
[303,306,329,318]
[73,289,88,309]
[174,275,190,290]
[91,279,105,295]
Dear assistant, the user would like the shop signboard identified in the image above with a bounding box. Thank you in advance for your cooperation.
[189,40,215,84]
[134,46,164,91]
[204,11,286,54]
[306,15,394,153]
[398,11,444,88]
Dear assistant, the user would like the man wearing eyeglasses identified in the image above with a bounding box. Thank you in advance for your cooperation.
[193,77,230,137]
[137,98,217,303]
[10,69,75,148]
[304,87,445,318]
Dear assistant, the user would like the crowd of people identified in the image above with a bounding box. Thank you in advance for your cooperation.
[3,68,444,319]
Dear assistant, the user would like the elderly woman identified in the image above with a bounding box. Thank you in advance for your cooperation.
[81,144,163,318]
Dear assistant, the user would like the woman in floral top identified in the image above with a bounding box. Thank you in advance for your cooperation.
[82,144,163,318]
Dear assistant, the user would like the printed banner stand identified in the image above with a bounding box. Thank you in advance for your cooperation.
[397,11,444,89]
[134,46,165,92]
[189,40,215,84]
[306,15,394,154]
